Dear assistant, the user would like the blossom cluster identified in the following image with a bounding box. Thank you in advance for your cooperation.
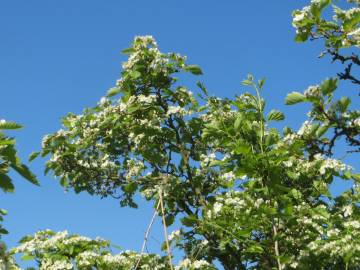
[10,229,218,270]
[175,258,215,270]
[292,0,360,47]
[40,35,200,204]
[10,230,169,270]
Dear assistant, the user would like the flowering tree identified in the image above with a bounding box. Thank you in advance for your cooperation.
[6,0,360,269]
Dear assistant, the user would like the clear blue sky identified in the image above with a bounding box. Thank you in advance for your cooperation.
[1,0,356,265]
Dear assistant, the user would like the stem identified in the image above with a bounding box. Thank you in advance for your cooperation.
[254,82,282,270]
[273,224,282,270]
[159,189,174,270]
[253,83,264,153]
[133,200,161,270]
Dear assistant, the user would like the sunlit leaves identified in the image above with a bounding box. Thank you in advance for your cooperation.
[0,120,38,261]
[0,174,15,193]
[267,109,285,121]
[285,92,306,105]
[28,152,40,162]
[10,163,39,186]
[0,121,22,130]
[0,122,39,192]
[10,230,171,270]
[107,87,121,97]
[184,65,203,75]
[320,78,338,95]
[241,74,254,86]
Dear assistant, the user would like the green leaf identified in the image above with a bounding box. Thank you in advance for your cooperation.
[234,142,251,155]
[121,47,135,54]
[107,87,121,97]
[313,206,330,219]
[241,74,254,86]
[316,125,329,138]
[294,31,310,42]
[184,65,203,75]
[338,97,351,112]
[246,244,264,254]
[28,152,40,162]
[290,189,302,200]
[274,184,291,193]
[44,166,51,176]
[320,78,338,95]
[21,254,35,261]
[283,126,292,135]
[310,0,330,19]
[258,78,266,89]
[196,81,208,96]
[18,235,34,243]
[0,139,15,146]
[351,173,360,182]
[111,243,123,250]
[265,132,278,146]
[343,9,360,31]
[241,80,252,86]
[0,174,15,193]
[181,215,198,227]
[1,145,17,163]
[123,182,137,193]
[284,203,293,215]
[308,123,320,136]
[130,70,141,79]
[285,92,306,105]
[314,181,330,196]
[311,5,321,20]
[343,170,352,180]
[234,117,242,130]
[236,228,252,237]
[267,110,285,121]
[318,0,331,10]
[0,121,22,130]
[165,215,175,226]
[10,163,39,186]
[60,176,68,188]
[0,228,8,235]
[127,105,141,113]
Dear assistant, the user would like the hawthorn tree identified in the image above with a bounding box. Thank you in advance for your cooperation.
[5,0,360,269]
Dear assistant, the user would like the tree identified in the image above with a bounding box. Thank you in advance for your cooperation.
[8,0,360,269]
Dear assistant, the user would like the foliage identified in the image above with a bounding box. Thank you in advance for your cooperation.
[0,119,39,238]
[5,0,360,269]
[0,120,39,196]
[9,229,215,269]
[0,120,39,269]
[292,0,360,155]
[10,230,171,270]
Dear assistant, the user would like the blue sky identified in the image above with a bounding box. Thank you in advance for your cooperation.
[0,0,357,266]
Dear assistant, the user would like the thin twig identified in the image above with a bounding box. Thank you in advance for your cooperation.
[133,200,161,270]
[273,224,282,270]
[159,189,174,270]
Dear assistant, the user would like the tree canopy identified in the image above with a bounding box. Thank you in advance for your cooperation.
[1,0,360,269]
